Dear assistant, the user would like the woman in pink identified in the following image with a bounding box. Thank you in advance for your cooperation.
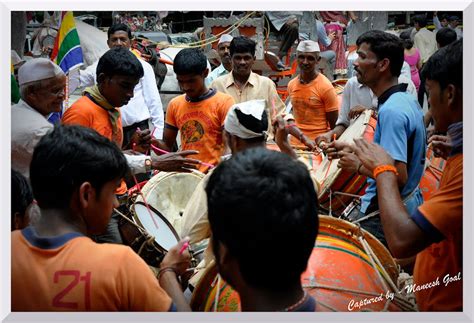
[400,31,421,92]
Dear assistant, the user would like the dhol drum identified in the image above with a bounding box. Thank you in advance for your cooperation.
[266,143,322,173]
[419,145,446,201]
[119,201,180,267]
[315,109,377,216]
[134,171,204,237]
[191,216,416,312]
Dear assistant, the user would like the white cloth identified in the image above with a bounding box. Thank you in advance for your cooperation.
[296,40,320,53]
[224,99,267,139]
[79,56,165,139]
[218,34,233,44]
[413,27,437,64]
[123,153,149,175]
[266,11,303,31]
[11,100,53,181]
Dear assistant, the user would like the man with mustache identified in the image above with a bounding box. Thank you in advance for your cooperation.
[285,40,339,150]
[327,30,426,247]
[205,34,233,86]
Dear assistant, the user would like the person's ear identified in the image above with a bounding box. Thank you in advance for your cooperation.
[78,182,95,209]
[378,58,389,72]
[203,67,210,78]
[445,84,459,109]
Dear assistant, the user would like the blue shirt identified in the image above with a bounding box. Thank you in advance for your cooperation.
[360,84,426,213]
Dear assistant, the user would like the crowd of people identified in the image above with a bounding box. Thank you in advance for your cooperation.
[10,11,463,312]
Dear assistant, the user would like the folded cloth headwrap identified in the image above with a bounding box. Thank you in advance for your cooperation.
[296,40,320,53]
[83,85,121,146]
[224,99,268,139]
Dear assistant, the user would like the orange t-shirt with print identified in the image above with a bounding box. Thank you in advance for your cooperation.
[287,73,339,147]
[62,95,127,194]
[413,153,462,311]
[165,91,234,173]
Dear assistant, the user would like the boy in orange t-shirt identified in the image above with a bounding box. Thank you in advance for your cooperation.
[12,125,191,311]
[153,48,235,173]
[286,40,339,150]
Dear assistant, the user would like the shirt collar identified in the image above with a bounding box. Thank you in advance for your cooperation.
[18,99,48,118]
[377,83,408,106]
[226,71,257,89]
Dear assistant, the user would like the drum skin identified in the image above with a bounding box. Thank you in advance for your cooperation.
[191,216,406,312]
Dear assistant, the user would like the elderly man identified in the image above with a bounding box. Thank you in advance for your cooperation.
[447,15,463,39]
[205,34,233,86]
[211,36,286,141]
[286,40,339,150]
[342,39,463,312]
[328,31,426,247]
[11,58,66,181]
[79,23,164,146]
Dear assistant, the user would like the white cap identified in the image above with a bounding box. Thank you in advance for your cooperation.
[218,34,233,45]
[224,99,267,139]
[296,40,320,53]
[18,58,65,86]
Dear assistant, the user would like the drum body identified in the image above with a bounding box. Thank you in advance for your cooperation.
[266,143,322,173]
[419,146,446,201]
[191,216,406,312]
[315,110,377,215]
[135,171,204,236]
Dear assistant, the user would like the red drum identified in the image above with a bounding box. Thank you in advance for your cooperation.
[315,110,377,216]
[419,146,446,201]
[191,216,414,312]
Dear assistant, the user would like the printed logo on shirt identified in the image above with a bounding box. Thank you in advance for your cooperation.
[182,120,205,143]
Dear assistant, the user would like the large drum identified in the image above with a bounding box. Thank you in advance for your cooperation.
[134,171,204,236]
[315,110,377,215]
[266,143,322,173]
[191,216,414,312]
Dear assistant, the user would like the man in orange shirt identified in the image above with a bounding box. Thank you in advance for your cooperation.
[12,125,191,311]
[286,40,339,150]
[63,47,200,243]
[153,48,235,173]
[335,40,463,311]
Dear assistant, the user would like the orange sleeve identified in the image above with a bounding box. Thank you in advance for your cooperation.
[287,78,295,96]
[62,104,91,127]
[165,98,178,128]
[321,84,339,113]
[417,155,463,240]
[119,248,172,311]
[218,95,235,125]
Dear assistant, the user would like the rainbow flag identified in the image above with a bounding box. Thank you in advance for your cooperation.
[50,11,83,73]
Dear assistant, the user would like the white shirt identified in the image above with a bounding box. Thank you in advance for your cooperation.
[205,64,230,87]
[11,100,53,181]
[80,56,165,139]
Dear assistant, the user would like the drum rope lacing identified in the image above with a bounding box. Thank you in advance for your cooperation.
[114,207,159,256]
[132,174,161,230]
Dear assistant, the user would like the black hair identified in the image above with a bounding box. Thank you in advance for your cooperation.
[356,30,404,77]
[11,169,33,230]
[30,125,129,209]
[399,30,414,49]
[173,48,207,76]
[206,147,319,291]
[107,23,132,40]
[436,27,457,48]
[96,47,144,80]
[421,39,462,91]
[229,36,256,57]
[412,14,427,28]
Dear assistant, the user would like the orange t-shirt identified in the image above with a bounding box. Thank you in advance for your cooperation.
[287,74,339,147]
[62,96,127,194]
[412,153,463,311]
[11,228,172,311]
[165,91,234,173]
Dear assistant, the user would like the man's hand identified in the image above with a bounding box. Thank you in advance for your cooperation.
[152,150,200,172]
[130,128,152,153]
[325,139,353,160]
[352,138,394,173]
[348,105,369,120]
[160,237,192,277]
[337,151,361,173]
[428,134,452,160]
[273,116,297,159]
[315,131,333,150]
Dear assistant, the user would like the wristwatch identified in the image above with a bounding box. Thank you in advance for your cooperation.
[144,157,152,172]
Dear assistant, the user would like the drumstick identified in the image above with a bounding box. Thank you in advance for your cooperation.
[131,174,160,230]
[179,241,190,255]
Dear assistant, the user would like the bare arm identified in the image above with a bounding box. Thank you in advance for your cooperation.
[326,110,339,130]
